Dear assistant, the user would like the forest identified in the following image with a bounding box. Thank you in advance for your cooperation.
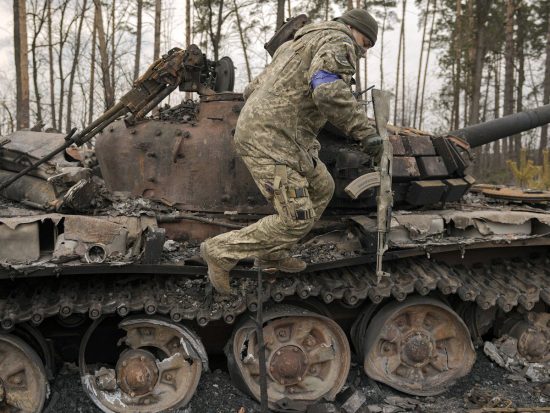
[3,0,550,184]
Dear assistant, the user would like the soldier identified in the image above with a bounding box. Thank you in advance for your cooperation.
[201,9,381,294]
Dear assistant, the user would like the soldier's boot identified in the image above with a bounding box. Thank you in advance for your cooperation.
[254,256,307,273]
[200,242,231,295]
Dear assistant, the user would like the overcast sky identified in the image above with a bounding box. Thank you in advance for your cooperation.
[0,0,443,130]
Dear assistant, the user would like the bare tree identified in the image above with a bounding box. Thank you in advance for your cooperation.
[539,10,550,158]
[233,0,252,82]
[413,0,430,128]
[154,0,161,60]
[57,0,78,131]
[400,0,407,125]
[418,0,436,130]
[451,0,462,129]
[134,0,143,80]
[468,0,491,126]
[13,0,30,129]
[110,0,116,96]
[47,0,56,129]
[513,3,525,159]
[29,0,47,125]
[66,0,88,132]
[186,0,191,47]
[393,0,405,124]
[492,54,502,168]
[373,1,397,91]
[503,0,516,157]
[194,0,234,62]
[94,0,115,109]
[1,102,15,135]
[89,12,97,124]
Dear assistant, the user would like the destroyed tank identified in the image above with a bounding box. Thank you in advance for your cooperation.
[1,41,550,413]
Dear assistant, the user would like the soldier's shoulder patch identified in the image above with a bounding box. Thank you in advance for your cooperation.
[335,52,352,67]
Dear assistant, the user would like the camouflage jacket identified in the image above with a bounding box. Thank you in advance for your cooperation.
[234,21,376,176]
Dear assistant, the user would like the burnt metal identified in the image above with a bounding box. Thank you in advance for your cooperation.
[406,180,446,205]
[359,297,476,396]
[214,57,236,92]
[0,44,227,194]
[496,311,550,363]
[141,227,166,264]
[0,333,48,412]
[0,131,75,179]
[3,254,548,330]
[79,316,207,413]
[95,97,269,213]
[226,305,350,412]
[116,349,160,396]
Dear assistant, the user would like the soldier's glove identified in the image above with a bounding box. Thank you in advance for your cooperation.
[361,134,383,163]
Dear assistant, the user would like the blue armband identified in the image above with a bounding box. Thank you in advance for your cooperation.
[310,70,341,90]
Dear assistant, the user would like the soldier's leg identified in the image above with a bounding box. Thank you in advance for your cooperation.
[255,159,335,268]
[202,157,316,278]
[306,159,335,220]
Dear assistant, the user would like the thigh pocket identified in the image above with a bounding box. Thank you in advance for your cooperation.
[272,166,315,225]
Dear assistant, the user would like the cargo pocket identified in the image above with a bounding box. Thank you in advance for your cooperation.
[272,165,315,226]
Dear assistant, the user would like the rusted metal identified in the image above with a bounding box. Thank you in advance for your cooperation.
[0,333,48,412]
[227,305,350,412]
[358,297,476,395]
[496,311,550,363]
[116,349,160,396]
[0,130,74,179]
[79,316,207,413]
[471,184,550,202]
[95,96,270,214]
[1,253,549,329]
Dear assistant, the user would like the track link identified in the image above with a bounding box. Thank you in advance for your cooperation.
[0,256,548,329]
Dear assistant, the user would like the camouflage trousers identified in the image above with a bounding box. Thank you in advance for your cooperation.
[203,156,335,271]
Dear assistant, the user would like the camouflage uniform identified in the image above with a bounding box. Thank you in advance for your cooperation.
[203,21,376,271]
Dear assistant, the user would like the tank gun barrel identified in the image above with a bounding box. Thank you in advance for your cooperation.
[450,104,550,148]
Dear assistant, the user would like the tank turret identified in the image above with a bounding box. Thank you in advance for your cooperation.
[319,104,550,210]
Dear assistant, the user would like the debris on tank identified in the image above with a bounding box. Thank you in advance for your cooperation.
[483,336,550,382]
[163,239,180,252]
[163,240,200,262]
[155,100,198,123]
[292,230,361,264]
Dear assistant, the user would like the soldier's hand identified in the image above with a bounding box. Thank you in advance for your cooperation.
[361,134,383,162]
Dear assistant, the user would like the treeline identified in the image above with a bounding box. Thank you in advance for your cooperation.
[3,0,550,180]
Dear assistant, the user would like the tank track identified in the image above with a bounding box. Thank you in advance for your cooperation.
[0,255,548,330]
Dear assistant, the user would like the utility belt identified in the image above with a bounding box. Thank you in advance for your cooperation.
[268,164,315,221]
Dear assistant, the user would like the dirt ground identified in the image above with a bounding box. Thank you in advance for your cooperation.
[45,349,548,413]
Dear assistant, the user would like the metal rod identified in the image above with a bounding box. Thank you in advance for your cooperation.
[135,84,178,119]
[73,102,126,143]
[256,266,269,413]
[156,213,245,229]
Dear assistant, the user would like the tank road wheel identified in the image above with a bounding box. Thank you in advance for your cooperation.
[79,316,207,413]
[0,333,48,413]
[497,311,550,363]
[227,306,350,412]
[358,297,475,396]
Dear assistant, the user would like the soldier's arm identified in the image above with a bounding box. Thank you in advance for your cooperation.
[243,73,264,100]
[308,36,376,141]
